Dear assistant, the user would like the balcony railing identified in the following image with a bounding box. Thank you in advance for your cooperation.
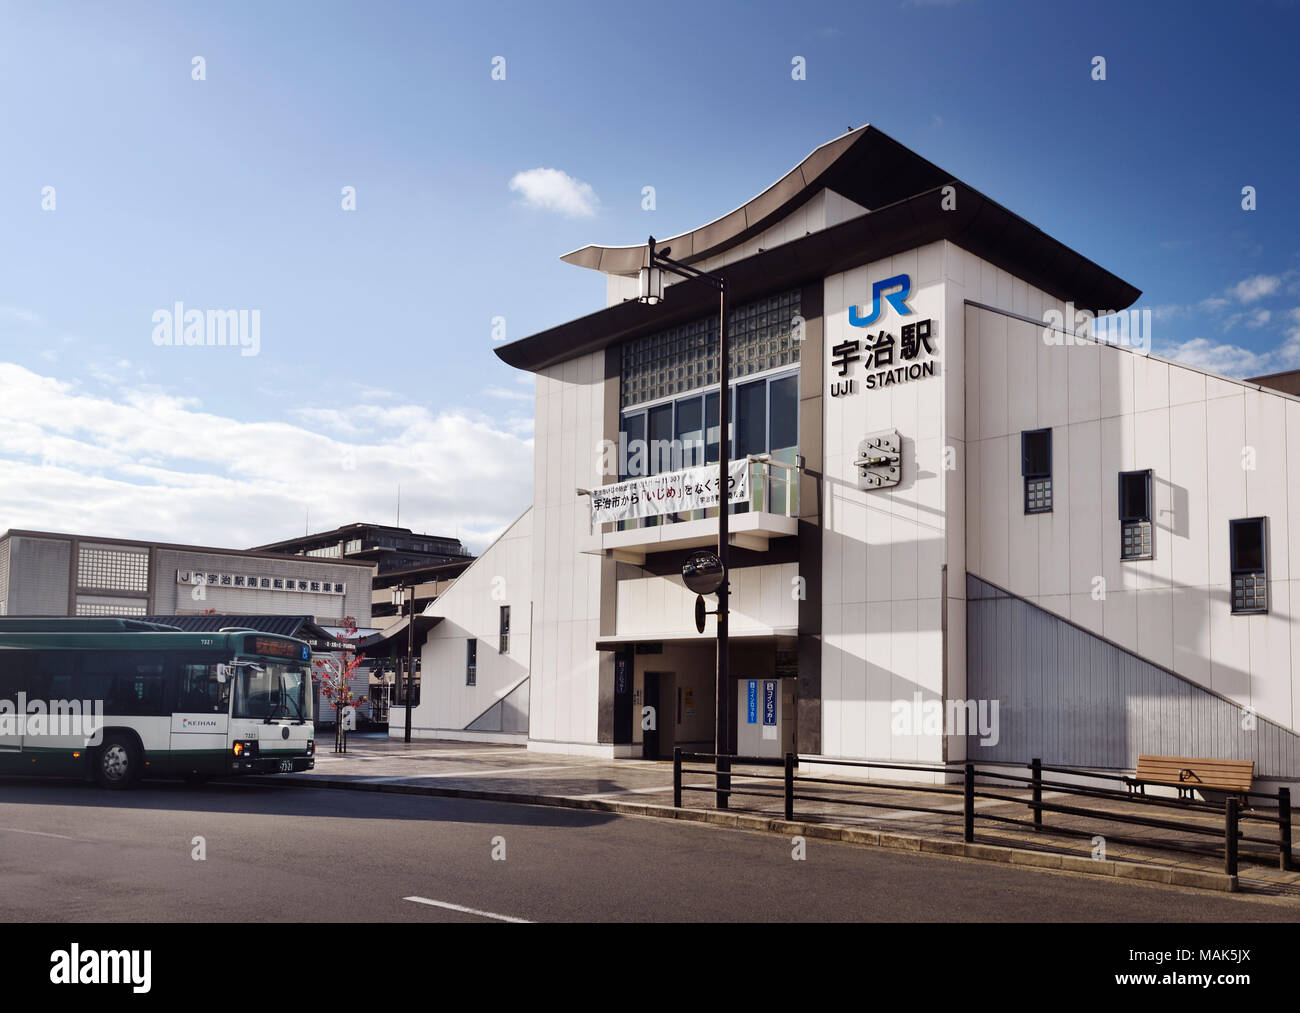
[609,453,799,535]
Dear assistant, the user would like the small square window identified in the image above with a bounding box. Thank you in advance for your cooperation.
[1022,429,1052,514]
[1230,518,1268,614]
[1119,470,1154,561]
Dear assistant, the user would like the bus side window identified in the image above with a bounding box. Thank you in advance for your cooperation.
[40,650,78,701]
[179,664,228,713]
[107,653,167,716]
[0,651,44,697]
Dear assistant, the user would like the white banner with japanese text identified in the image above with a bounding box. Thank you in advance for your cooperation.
[591,460,749,525]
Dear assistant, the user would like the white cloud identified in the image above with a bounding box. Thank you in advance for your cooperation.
[1156,337,1271,377]
[0,364,533,555]
[1157,307,1300,378]
[508,167,600,218]
[1232,274,1280,303]
[0,306,43,326]
[484,385,532,402]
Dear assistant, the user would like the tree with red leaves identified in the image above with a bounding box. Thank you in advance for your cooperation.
[312,616,367,753]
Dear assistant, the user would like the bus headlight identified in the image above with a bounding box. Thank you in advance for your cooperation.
[232,740,257,758]
[306,740,315,755]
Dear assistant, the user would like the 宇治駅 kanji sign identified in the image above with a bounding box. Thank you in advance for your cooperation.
[830,319,938,397]
[831,275,937,397]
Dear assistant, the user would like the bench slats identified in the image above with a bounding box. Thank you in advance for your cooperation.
[1132,755,1254,792]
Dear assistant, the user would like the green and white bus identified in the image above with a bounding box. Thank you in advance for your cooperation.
[0,617,316,788]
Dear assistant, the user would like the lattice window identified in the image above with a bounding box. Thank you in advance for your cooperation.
[76,600,147,617]
[78,546,149,592]
[621,289,801,408]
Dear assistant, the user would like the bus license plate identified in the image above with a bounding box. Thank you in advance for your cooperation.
[278,760,293,772]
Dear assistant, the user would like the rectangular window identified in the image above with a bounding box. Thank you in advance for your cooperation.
[1230,517,1268,614]
[620,413,646,480]
[1118,469,1154,561]
[769,374,798,453]
[647,402,673,476]
[735,379,768,458]
[499,606,511,655]
[1021,429,1053,514]
[705,391,720,464]
[674,395,705,469]
[466,639,477,686]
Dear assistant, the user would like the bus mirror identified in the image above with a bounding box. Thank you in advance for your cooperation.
[216,665,229,684]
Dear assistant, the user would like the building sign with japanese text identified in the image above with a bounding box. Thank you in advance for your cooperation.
[830,274,938,397]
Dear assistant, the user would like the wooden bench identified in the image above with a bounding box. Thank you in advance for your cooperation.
[1124,755,1254,804]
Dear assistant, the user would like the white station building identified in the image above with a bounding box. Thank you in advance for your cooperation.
[395,126,1300,788]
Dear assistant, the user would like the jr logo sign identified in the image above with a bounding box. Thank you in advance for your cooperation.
[849,274,912,327]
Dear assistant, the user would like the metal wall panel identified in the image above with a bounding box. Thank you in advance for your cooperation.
[8,536,72,615]
[0,537,10,611]
[966,573,1300,778]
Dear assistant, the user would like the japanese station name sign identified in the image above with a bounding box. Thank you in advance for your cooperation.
[591,460,748,525]
[829,273,939,398]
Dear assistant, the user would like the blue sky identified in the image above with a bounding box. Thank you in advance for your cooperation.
[1,0,1297,550]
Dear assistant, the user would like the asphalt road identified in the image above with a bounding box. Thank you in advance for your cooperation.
[0,777,1293,922]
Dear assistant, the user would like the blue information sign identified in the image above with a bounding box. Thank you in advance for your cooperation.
[763,680,777,726]
[746,680,758,724]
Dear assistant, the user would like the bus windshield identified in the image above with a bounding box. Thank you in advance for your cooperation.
[232,663,312,722]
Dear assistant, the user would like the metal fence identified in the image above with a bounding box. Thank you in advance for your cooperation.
[673,749,1295,877]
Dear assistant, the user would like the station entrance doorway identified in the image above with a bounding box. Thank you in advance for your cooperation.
[614,638,796,761]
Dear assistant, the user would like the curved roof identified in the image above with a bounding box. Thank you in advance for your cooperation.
[498,126,1141,373]
[559,125,954,276]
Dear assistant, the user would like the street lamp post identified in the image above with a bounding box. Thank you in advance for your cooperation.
[639,236,732,808]
[392,585,415,743]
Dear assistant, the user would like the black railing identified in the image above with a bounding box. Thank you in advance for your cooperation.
[672,749,1296,877]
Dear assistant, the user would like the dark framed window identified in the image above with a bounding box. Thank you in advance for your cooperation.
[466,639,477,686]
[1230,517,1268,614]
[499,606,511,655]
[619,370,797,476]
[735,379,769,458]
[1021,429,1052,514]
[1118,469,1154,561]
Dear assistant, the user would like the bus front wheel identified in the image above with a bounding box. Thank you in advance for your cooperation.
[95,734,140,789]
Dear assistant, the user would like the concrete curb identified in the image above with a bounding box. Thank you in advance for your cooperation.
[254,774,1241,895]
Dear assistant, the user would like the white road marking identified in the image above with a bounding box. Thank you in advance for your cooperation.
[403,896,531,923]
[0,826,84,841]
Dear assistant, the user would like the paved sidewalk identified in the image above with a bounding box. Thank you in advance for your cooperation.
[263,733,1300,900]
